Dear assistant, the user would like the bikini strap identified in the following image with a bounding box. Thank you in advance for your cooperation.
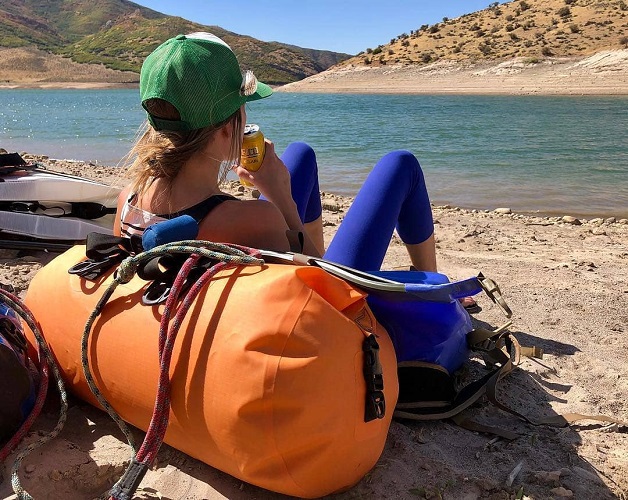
[159,194,237,223]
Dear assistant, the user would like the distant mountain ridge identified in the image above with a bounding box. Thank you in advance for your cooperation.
[0,0,351,84]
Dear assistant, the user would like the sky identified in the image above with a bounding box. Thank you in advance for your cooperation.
[131,0,498,55]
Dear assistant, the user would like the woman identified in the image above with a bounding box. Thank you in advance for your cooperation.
[114,32,447,284]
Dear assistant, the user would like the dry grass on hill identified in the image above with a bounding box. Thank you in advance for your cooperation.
[0,47,138,86]
[348,0,628,67]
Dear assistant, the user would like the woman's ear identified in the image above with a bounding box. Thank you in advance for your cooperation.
[219,119,234,139]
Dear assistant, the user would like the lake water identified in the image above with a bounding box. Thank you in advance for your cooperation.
[1,89,626,218]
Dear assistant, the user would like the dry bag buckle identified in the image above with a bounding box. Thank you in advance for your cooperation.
[477,273,512,318]
[140,257,215,306]
[363,334,386,422]
[68,254,124,281]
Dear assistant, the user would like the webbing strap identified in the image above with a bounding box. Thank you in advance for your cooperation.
[451,414,520,441]
[394,356,512,423]
[470,330,628,431]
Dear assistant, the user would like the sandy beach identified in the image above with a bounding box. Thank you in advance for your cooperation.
[0,155,626,500]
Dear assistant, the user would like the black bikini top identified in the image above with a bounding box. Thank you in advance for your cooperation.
[154,193,238,223]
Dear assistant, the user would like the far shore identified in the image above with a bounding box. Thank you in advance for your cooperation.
[2,51,628,95]
[1,77,627,95]
[0,81,139,90]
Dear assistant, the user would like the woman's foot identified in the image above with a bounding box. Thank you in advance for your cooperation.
[460,296,482,314]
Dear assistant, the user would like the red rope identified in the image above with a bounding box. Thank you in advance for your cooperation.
[109,246,262,500]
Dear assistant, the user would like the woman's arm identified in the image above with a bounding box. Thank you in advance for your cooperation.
[197,199,305,254]
[234,141,321,257]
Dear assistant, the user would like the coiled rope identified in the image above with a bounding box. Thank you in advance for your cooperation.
[0,287,69,500]
[79,241,263,500]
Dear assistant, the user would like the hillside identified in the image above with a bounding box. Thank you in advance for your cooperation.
[0,0,350,85]
[346,0,627,67]
[280,0,628,95]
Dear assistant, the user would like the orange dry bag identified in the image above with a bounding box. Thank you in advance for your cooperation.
[24,244,398,498]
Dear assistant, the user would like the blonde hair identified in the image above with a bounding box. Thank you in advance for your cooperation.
[126,99,243,198]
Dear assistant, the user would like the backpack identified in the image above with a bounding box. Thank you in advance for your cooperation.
[291,256,627,438]
[0,302,36,444]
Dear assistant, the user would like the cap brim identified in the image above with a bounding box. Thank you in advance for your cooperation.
[246,81,273,102]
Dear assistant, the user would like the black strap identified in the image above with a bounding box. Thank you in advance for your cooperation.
[108,457,149,500]
[393,327,521,436]
[363,334,386,422]
[0,152,29,168]
[0,201,116,220]
[157,194,237,223]
[286,230,304,253]
[67,233,140,280]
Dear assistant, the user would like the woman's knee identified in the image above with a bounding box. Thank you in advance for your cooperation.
[283,142,317,168]
[373,150,424,185]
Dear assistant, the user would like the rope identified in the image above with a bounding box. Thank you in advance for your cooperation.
[78,240,263,500]
[0,287,69,500]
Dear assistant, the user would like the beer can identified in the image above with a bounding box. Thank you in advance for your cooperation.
[240,124,265,186]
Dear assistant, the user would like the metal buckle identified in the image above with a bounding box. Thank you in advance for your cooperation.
[477,273,512,318]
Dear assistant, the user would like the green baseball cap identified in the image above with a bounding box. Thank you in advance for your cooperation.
[140,32,273,131]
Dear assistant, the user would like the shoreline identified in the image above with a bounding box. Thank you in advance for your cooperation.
[0,81,138,90]
[6,154,628,222]
[1,79,626,95]
[1,51,627,95]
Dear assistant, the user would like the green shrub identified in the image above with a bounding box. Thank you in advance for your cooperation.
[541,46,553,56]
[519,1,531,11]
[569,23,580,33]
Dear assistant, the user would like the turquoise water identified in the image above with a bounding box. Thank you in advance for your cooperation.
[1,89,626,218]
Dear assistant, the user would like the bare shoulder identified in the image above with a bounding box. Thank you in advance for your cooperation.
[197,198,291,251]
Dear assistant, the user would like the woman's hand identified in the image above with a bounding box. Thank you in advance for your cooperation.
[234,140,293,208]
[233,139,323,258]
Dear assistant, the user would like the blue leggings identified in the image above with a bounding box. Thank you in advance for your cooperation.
[270,142,434,271]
